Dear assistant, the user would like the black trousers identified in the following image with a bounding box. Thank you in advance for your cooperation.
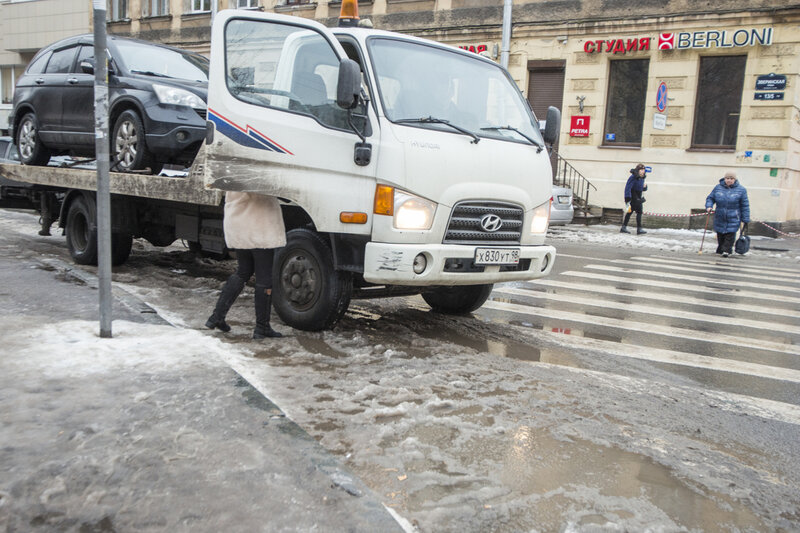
[715,232,736,254]
[235,249,275,289]
[622,197,643,229]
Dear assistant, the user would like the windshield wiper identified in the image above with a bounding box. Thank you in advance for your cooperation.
[396,116,480,144]
[481,125,544,153]
[131,69,176,79]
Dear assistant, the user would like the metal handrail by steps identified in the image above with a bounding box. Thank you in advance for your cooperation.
[552,151,596,212]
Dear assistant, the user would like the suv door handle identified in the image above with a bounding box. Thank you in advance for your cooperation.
[35,78,45,85]
[67,78,79,84]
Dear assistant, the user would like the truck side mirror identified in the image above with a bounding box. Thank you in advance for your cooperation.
[80,59,95,75]
[336,58,361,110]
[543,106,561,147]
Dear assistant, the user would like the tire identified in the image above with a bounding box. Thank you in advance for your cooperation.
[273,229,353,331]
[112,110,156,173]
[111,232,133,266]
[65,196,133,266]
[16,112,51,166]
[421,284,494,314]
[65,196,98,265]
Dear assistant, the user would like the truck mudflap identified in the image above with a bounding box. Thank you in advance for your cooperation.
[363,243,556,285]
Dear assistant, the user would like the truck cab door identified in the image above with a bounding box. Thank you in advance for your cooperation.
[205,11,378,235]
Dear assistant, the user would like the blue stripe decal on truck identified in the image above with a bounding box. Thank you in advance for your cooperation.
[208,108,293,155]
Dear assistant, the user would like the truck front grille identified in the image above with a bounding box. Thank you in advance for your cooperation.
[444,201,524,244]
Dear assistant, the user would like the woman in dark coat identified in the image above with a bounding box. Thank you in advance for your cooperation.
[620,163,648,234]
[705,171,750,257]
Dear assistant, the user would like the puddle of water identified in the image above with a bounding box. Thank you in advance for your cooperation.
[295,336,349,358]
[499,427,765,532]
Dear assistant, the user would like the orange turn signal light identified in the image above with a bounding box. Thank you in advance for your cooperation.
[374,185,394,216]
[340,212,368,224]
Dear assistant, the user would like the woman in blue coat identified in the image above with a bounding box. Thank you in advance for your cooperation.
[620,163,648,234]
[705,171,750,257]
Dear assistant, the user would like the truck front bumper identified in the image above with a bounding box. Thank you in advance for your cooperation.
[363,243,556,285]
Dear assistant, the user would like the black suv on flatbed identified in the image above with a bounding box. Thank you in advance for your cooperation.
[10,35,208,174]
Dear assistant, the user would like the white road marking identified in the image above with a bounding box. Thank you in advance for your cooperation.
[482,299,800,356]
[623,256,800,283]
[585,264,799,294]
[520,278,800,319]
[560,271,800,305]
[493,286,800,336]
[558,252,799,276]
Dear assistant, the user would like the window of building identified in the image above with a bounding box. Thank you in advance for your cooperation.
[602,58,649,147]
[188,0,211,12]
[691,55,746,150]
[1,67,20,105]
[107,0,128,20]
[237,0,259,7]
[143,0,170,17]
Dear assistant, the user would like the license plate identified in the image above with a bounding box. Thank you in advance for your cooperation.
[474,248,520,265]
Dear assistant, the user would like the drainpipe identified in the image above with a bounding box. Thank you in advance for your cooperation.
[500,0,512,69]
[211,0,218,22]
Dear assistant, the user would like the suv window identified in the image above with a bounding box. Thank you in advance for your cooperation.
[45,47,78,74]
[27,52,51,74]
[73,45,94,73]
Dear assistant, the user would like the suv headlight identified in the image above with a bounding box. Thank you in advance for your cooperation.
[374,185,437,230]
[530,198,551,234]
[153,83,206,109]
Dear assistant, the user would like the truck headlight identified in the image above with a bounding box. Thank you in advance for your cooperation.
[153,83,207,109]
[530,198,551,234]
[373,185,437,230]
[394,190,436,230]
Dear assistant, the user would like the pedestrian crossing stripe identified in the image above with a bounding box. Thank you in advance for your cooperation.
[626,256,800,283]
[561,270,800,305]
[493,286,800,336]
[524,278,800,320]
[481,299,800,357]
[585,264,799,294]
[558,252,799,277]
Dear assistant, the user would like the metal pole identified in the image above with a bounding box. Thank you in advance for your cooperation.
[211,0,218,22]
[93,0,113,338]
[500,0,512,69]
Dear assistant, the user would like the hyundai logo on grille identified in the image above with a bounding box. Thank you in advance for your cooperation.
[479,214,503,232]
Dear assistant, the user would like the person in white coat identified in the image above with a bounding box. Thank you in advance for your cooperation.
[206,191,287,339]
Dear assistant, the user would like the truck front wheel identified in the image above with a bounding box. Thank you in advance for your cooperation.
[273,229,352,331]
[421,284,494,314]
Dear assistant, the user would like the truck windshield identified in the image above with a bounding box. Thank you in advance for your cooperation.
[368,37,543,145]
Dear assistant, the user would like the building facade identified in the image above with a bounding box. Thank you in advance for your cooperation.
[1,0,798,226]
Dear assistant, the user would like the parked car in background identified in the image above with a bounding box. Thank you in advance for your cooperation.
[0,136,37,208]
[10,35,209,174]
[549,185,574,225]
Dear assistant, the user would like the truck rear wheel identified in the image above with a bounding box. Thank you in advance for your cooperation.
[273,229,352,331]
[421,284,494,314]
[65,196,133,266]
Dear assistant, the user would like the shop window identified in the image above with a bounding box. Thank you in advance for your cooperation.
[143,0,169,17]
[602,59,649,147]
[107,0,128,20]
[691,55,746,150]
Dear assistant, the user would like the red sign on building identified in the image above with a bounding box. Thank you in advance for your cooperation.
[570,115,590,137]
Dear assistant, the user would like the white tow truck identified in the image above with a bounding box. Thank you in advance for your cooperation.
[0,6,560,331]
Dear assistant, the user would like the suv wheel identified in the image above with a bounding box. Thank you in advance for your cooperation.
[16,113,51,166]
[112,110,157,173]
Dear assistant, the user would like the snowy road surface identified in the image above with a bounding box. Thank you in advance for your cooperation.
[2,208,799,531]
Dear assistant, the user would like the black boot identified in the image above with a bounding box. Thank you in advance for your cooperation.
[206,274,246,332]
[620,211,632,233]
[635,212,646,234]
[253,287,282,339]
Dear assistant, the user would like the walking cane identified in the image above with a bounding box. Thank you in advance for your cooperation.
[698,211,710,254]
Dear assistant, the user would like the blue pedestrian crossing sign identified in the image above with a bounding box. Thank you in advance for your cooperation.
[656,82,668,113]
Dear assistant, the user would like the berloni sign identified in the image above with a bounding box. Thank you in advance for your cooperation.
[584,27,772,54]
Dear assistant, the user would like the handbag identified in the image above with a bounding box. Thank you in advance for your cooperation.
[735,227,750,255]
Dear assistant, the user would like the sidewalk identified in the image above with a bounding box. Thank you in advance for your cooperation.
[0,254,405,532]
